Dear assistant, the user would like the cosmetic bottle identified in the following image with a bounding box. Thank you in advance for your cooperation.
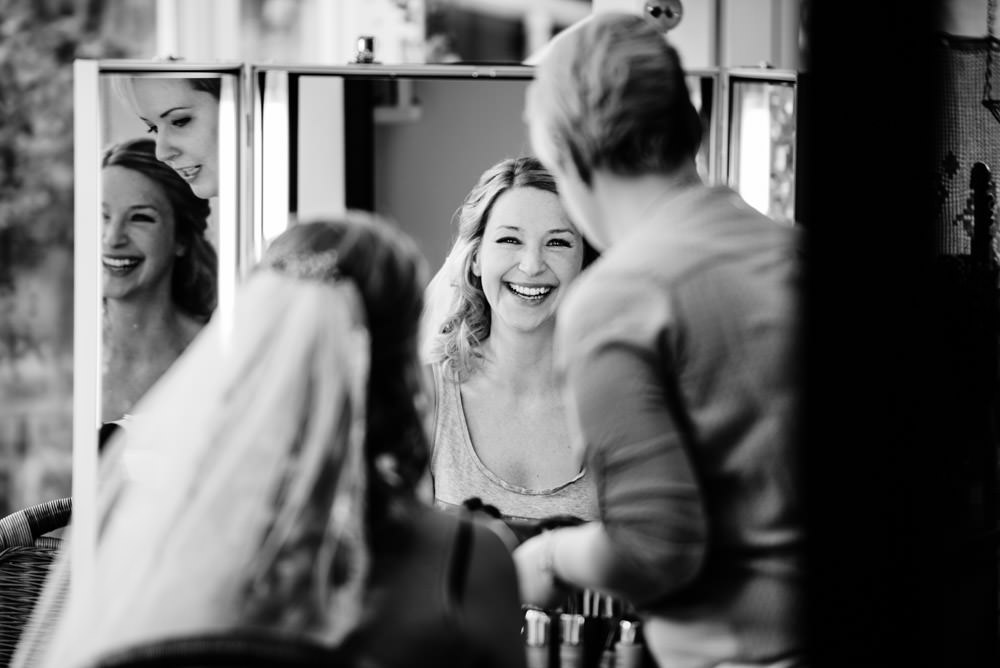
[524,608,551,668]
[613,619,643,668]
[582,590,617,668]
[558,613,585,668]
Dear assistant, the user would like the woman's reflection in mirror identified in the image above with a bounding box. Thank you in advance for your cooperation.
[101,137,217,431]
[422,156,601,543]
[114,77,221,200]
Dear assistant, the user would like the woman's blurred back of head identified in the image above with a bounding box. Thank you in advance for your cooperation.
[259,213,431,519]
[19,213,437,668]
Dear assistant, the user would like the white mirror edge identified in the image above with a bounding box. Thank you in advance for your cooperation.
[71,58,101,603]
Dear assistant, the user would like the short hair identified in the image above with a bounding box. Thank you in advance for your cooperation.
[102,136,217,320]
[258,213,431,517]
[529,11,702,186]
[430,156,598,381]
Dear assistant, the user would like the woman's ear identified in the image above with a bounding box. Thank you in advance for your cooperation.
[471,250,481,277]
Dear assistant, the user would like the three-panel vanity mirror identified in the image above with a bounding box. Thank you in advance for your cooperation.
[72,59,798,572]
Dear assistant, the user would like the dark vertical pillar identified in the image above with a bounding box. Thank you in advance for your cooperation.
[288,73,299,216]
[800,2,972,667]
[344,78,375,212]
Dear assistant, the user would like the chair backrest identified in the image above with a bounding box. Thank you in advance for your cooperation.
[87,632,373,668]
[0,497,72,668]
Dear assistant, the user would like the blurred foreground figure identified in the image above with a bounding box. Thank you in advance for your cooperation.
[515,12,806,668]
[16,213,526,668]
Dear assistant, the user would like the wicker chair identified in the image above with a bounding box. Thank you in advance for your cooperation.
[0,497,72,667]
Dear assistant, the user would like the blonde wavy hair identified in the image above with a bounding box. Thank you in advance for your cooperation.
[426,156,598,381]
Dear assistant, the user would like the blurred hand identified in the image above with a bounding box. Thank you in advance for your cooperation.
[513,531,565,608]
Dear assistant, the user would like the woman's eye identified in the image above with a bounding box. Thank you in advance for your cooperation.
[497,237,520,244]
[547,238,572,247]
[131,213,155,223]
[171,116,191,128]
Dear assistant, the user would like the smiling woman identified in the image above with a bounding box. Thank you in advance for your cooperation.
[100,137,217,427]
[113,77,221,200]
[422,156,601,541]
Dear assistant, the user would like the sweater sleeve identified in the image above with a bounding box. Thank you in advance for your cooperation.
[557,274,708,606]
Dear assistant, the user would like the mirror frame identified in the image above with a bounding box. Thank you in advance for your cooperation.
[70,58,794,592]
[71,59,249,591]
[249,62,540,266]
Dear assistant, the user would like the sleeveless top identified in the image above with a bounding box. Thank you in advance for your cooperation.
[429,363,599,524]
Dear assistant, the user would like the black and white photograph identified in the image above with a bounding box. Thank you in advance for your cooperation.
[0,1,996,667]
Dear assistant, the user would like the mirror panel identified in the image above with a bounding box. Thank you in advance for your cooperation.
[97,69,243,424]
[725,69,798,224]
[73,61,246,580]
[255,65,535,273]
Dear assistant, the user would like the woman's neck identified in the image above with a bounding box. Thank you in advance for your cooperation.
[475,323,559,395]
[103,296,191,352]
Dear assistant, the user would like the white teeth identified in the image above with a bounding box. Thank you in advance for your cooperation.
[103,257,140,270]
[508,283,552,298]
[175,166,200,180]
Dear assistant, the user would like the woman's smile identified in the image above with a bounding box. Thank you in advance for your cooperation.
[102,255,143,276]
[505,281,554,302]
[172,165,202,182]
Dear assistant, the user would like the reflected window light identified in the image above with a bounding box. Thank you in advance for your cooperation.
[729,79,797,224]
[218,75,240,347]
[261,71,292,250]
[736,89,771,217]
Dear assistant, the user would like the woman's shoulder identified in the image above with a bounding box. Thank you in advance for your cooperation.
[423,362,443,446]
[426,358,464,388]
[178,310,207,346]
[425,360,468,426]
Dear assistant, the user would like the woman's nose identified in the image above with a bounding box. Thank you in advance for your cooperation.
[154,133,179,163]
[518,246,545,275]
[103,217,127,247]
